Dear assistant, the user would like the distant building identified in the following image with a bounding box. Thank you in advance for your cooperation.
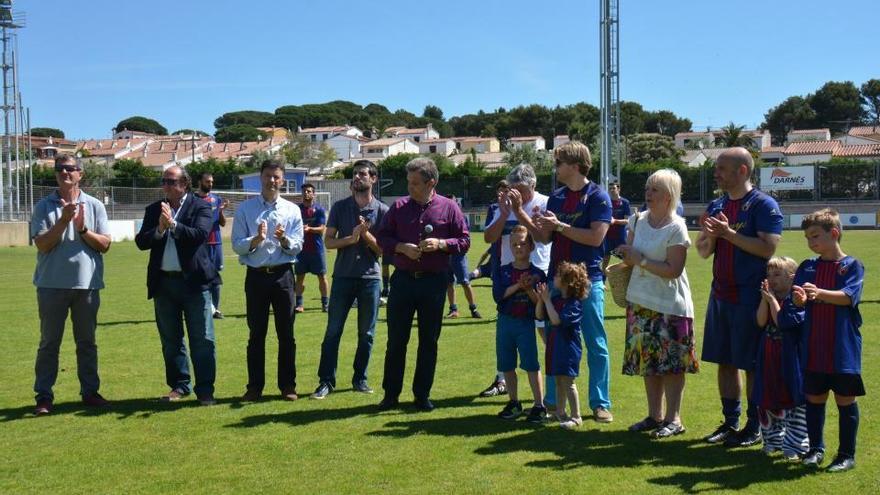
[674,131,715,149]
[418,138,456,156]
[786,128,831,143]
[297,125,363,143]
[360,137,419,159]
[386,124,440,143]
[452,136,501,154]
[553,135,570,148]
[507,136,546,151]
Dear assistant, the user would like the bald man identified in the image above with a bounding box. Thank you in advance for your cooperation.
[697,147,783,447]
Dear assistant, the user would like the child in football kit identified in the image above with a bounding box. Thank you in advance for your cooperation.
[792,209,865,472]
[536,261,590,430]
[754,256,809,460]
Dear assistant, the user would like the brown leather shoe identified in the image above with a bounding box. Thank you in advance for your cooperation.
[161,389,187,402]
[240,389,262,402]
[281,388,299,401]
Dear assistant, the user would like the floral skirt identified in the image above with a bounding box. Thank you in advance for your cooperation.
[622,304,700,376]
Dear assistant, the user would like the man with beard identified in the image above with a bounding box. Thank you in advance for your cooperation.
[311,160,389,399]
[194,172,228,319]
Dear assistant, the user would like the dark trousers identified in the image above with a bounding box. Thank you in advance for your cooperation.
[245,266,296,393]
[382,270,447,400]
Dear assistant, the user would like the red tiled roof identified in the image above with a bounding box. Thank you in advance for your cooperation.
[675,131,714,137]
[362,138,408,147]
[508,136,544,141]
[833,144,880,157]
[299,126,350,133]
[395,128,429,135]
[788,128,829,134]
[783,140,841,155]
[419,138,453,144]
[848,126,880,136]
[452,136,497,142]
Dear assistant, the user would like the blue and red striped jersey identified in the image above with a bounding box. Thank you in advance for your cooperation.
[298,202,326,254]
[547,182,612,281]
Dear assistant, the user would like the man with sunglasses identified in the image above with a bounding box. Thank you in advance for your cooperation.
[311,160,388,400]
[531,141,614,423]
[136,165,219,405]
[31,155,112,415]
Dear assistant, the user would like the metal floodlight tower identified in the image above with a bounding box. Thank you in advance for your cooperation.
[0,0,25,220]
[599,0,621,188]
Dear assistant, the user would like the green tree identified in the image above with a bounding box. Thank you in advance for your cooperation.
[31,127,65,139]
[625,133,683,164]
[282,134,315,165]
[214,125,268,143]
[114,116,168,135]
[112,158,160,178]
[860,79,880,125]
[618,101,646,136]
[213,110,274,130]
[809,81,864,133]
[171,129,210,137]
[762,96,817,145]
[504,146,552,172]
[716,122,755,148]
[642,110,692,136]
[422,105,444,120]
[80,160,114,188]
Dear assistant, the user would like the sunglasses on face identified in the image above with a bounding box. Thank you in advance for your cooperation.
[55,165,81,173]
[161,178,180,186]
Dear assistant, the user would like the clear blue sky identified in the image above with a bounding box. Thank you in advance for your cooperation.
[19,0,880,139]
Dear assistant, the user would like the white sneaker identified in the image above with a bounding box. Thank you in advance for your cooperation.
[560,417,583,430]
[379,296,388,306]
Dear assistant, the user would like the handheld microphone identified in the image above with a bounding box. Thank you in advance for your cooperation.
[421,224,433,240]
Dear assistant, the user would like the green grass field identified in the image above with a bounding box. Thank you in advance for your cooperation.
[1,232,877,494]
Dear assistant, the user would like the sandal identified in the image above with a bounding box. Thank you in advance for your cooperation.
[652,422,686,438]
[628,416,662,432]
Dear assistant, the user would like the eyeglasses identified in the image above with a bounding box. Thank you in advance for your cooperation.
[55,165,81,173]
[161,178,180,186]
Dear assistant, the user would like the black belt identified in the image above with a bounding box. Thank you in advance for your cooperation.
[398,269,443,279]
[161,270,184,278]
[248,264,291,274]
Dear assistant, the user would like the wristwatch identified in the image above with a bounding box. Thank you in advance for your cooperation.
[555,222,567,233]
[79,226,88,235]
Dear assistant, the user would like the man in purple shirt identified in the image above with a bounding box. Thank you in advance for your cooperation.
[377,157,470,412]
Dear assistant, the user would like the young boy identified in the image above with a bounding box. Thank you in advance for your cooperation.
[754,256,808,460]
[492,226,547,422]
[792,209,865,472]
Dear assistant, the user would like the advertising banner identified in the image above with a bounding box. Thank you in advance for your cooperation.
[760,166,815,191]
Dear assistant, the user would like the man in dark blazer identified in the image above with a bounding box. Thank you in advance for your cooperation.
[135,165,219,405]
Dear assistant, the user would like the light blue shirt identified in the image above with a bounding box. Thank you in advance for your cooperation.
[31,190,110,289]
[232,194,303,267]
[158,194,187,271]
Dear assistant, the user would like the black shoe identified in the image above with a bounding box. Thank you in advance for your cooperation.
[322,304,328,313]
[724,427,761,448]
[826,454,855,472]
[525,405,547,423]
[212,310,224,319]
[470,309,482,318]
[629,416,662,432]
[378,396,399,411]
[352,380,374,394]
[414,397,435,412]
[479,380,507,398]
[802,448,826,468]
[498,400,523,420]
[703,423,737,444]
[311,383,332,400]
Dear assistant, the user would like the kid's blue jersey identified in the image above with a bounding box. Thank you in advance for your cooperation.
[605,197,631,245]
[753,296,806,411]
[492,263,547,319]
[793,256,864,374]
[706,189,783,305]
[547,182,612,281]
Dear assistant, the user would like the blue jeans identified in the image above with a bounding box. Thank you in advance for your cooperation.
[153,275,216,397]
[34,288,101,402]
[317,277,380,387]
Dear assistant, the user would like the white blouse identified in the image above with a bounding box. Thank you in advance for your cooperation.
[624,211,695,318]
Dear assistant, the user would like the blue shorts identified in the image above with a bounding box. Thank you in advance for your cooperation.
[447,254,470,285]
[206,243,224,272]
[702,296,761,371]
[496,313,540,372]
[473,262,493,279]
[295,251,326,275]
[804,372,866,397]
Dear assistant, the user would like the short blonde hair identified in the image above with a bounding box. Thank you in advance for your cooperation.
[553,141,592,176]
[767,256,798,276]
[556,261,589,300]
[509,224,534,247]
[801,208,842,241]
[645,168,682,218]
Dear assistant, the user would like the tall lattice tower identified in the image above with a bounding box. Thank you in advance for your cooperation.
[599,0,621,187]
[0,0,25,220]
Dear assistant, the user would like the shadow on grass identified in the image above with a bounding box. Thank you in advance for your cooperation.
[98,319,156,327]
[367,414,813,492]
[0,396,252,422]
[224,394,481,429]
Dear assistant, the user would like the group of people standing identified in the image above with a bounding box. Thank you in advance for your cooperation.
[29,141,864,472]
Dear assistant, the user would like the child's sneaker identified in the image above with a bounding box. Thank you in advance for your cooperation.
[560,416,583,430]
[802,448,825,468]
[498,400,523,420]
[525,405,547,423]
[762,444,781,456]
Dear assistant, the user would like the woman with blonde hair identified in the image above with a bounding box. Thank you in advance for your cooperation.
[615,169,699,438]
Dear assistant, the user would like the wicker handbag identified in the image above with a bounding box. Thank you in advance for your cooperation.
[605,214,639,309]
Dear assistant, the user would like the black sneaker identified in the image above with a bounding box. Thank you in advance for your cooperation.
[470,308,482,318]
[724,427,761,448]
[212,310,224,319]
[479,380,507,398]
[352,380,374,394]
[498,400,523,420]
[703,423,737,444]
[310,383,332,400]
[525,405,547,423]
[322,304,328,313]
[802,448,826,468]
[826,454,855,472]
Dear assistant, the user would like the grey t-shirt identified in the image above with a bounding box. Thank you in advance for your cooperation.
[31,190,110,289]
[327,196,389,279]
